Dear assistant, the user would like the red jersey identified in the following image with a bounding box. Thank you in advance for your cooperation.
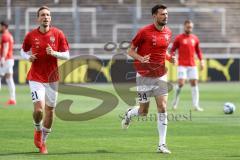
[170,33,203,66]
[132,24,172,77]
[0,31,14,60]
[22,27,69,82]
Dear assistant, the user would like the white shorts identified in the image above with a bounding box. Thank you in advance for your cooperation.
[177,66,198,80]
[136,73,168,103]
[0,59,14,76]
[29,81,58,107]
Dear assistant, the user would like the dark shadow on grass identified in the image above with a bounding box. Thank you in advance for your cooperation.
[46,150,114,155]
[44,150,160,156]
[0,150,113,156]
[225,155,240,158]
[0,150,160,156]
[0,151,36,156]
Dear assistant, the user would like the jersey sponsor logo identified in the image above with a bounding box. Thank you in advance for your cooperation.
[34,38,40,48]
[152,34,157,46]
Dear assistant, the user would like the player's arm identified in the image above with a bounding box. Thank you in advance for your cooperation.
[128,29,150,63]
[128,44,150,63]
[166,32,176,64]
[165,50,176,64]
[46,31,70,60]
[20,49,37,62]
[46,44,70,60]
[170,36,179,57]
[195,39,204,70]
[20,33,37,62]
[0,42,9,66]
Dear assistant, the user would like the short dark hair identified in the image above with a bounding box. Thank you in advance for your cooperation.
[152,4,167,15]
[37,6,50,17]
[0,20,8,28]
[184,19,193,25]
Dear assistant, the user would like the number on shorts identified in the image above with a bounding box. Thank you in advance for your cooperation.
[138,92,147,101]
[31,91,38,101]
[179,72,184,76]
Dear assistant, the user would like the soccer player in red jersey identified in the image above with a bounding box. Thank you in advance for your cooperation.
[171,20,204,111]
[121,4,175,154]
[20,6,70,154]
[0,21,16,105]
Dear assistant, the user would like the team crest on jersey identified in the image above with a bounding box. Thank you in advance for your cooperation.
[50,36,55,43]
[191,39,195,46]
[183,39,188,44]
[164,35,169,41]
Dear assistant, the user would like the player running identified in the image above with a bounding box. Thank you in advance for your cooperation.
[0,21,16,105]
[20,6,70,154]
[171,20,204,111]
[121,4,175,154]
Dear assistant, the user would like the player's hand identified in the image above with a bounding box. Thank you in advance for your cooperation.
[200,60,204,71]
[170,56,176,65]
[29,53,37,62]
[140,54,150,63]
[46,44,54,55]
[0,57,5,67]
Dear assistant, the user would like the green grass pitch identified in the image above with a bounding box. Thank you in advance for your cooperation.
[0,82,240,160]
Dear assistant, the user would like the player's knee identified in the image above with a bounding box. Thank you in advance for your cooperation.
[158,106,166,113]
[157,103,167,113]
[34,102,44,113]
[178,82,184,88]
[34,107,43,114]
[44,105,54,116]
[45,106,54,114]
[5,73,11,79]
[190,80,198,86]
[179,84,184,88]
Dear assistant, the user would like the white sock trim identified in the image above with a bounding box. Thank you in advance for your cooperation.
[42,127,51,143]
[34,121,42,131]
[42,127,52,133]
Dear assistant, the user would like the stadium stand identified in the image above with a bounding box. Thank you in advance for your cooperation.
[0,0,239,57]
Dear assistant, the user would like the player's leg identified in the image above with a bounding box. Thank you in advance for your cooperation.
[189,79,203,111]
[42,105,54,144]
[40,82,58,154]
[172,66,187,110]
[122,74,151,129]
[33,101,44,128]
[0,66,4,90]
[4,59,16,105]
[29,81,46,149]
[5,73,16,105]
[155,95,171,154]
[40,104,54,154]
[0,73,3,90]
[122,101,150,129]
[188,66,203,111]
[0,76,2,90]
[153,75,171,154]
